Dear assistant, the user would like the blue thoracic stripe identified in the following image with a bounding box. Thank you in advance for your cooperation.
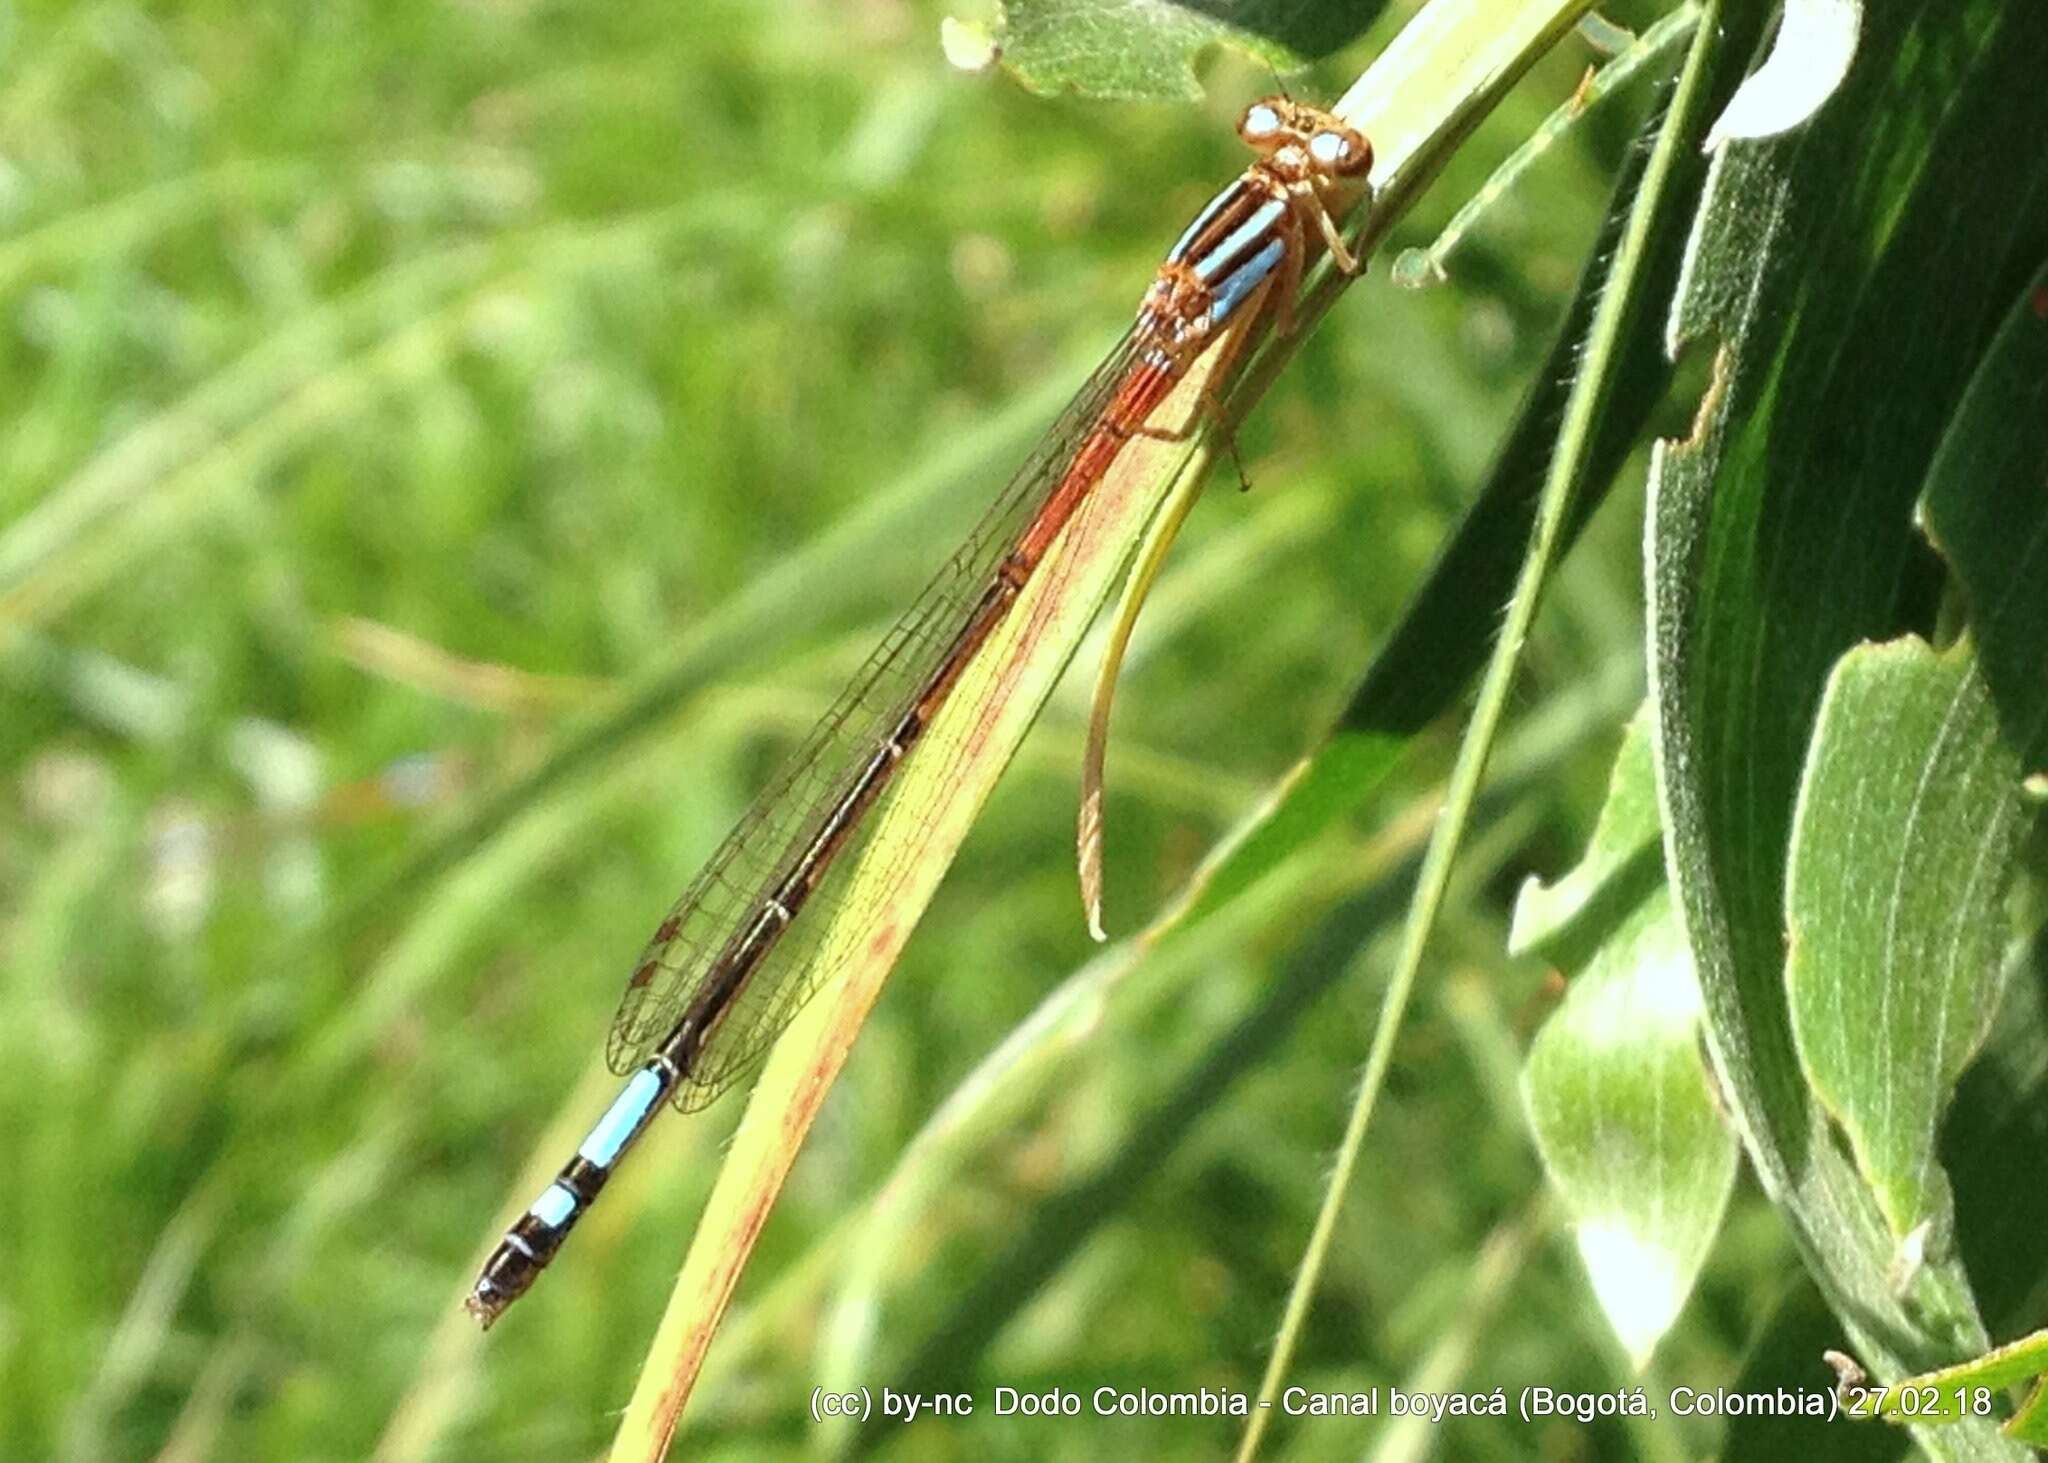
[1210,236,1287,327]
[1194,196,1286,285]
[530,1182,578,1229]
[578,1065,666,1168]
[1164,180,1244,266]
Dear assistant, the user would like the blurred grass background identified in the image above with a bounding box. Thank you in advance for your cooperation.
[0,1,1772,1458]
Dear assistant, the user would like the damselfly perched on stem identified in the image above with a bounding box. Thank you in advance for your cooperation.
[467,97,1375,1329]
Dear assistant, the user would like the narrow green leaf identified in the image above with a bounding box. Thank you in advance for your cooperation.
[1786,637,2027,1241]
[1919,257,2048,774]
[2010,1372,2048,1446]
[1393,4,1701,288]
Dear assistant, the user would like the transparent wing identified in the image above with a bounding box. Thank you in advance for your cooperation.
[605,327,1151,1105]
[672,426,1165,1110]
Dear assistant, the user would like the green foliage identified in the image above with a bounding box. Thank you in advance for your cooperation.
[1517,712,1738,1371]
[1635,0,2048,1450]
[1787,639,2022,1242]
[988,0,1385,100]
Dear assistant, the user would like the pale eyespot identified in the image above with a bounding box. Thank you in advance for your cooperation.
[1239,102,1284,144]
[1308,128,1371,176]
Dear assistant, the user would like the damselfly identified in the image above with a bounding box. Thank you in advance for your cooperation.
[467,97,1374,1328]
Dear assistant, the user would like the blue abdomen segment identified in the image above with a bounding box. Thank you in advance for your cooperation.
[529,1182,578,1228]
[579,1064,666,1168]
[465,1058,678,1327]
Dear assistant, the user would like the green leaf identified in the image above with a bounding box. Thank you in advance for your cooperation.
[1523,883,1737,1368]
[991,0,1387,101]
[1828,1325,2048,1433]
[1645,0,2048,1440]
[1998,1376,2048,1450]
[1946,926,2048,1335]
[1919,257,2048,774]
[2011,1371,2048,1446]
[1509,704,1662,966]
[1786,637,2027,1241]
[1517,706,1737,1368]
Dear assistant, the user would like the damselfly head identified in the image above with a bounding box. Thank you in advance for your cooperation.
[1237,97,1372,184]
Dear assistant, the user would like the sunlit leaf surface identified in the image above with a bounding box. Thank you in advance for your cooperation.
[992,0,1387,100]
[1520,712,1737,1368]
[1786,638,2025,1240]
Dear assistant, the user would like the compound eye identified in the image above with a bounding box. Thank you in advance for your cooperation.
[1308,127,1372,177]
[1238,100,1285,147]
